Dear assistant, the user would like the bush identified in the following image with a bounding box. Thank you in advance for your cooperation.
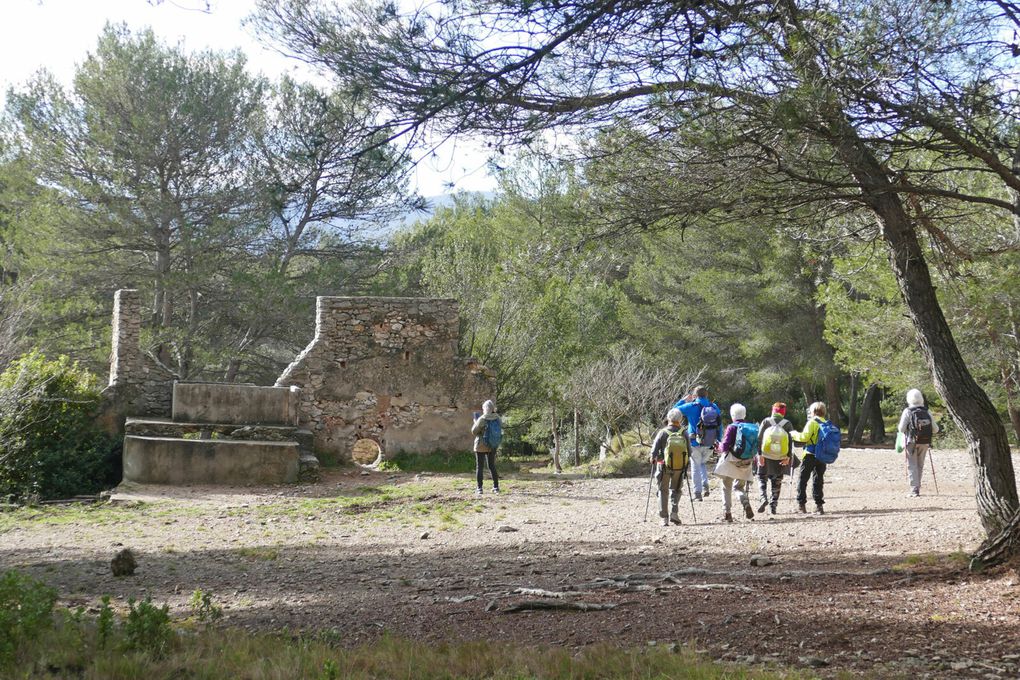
[0,570,57,662]
[123,597,175,657]
[0,351,120,500]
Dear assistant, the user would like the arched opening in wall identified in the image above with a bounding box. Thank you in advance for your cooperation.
[351,438,383,467]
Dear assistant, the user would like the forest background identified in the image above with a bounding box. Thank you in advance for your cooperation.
[2,3,1020,507]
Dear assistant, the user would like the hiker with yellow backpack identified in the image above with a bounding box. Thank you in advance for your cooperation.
[755,402,796,515]
[648,408,692,527]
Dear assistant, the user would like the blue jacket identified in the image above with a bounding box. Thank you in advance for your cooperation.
[672,397,722,447]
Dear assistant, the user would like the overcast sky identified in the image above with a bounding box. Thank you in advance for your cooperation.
[0,0,496,196]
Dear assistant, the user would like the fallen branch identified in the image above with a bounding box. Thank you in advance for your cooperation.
[513,588,578,599]
[502,599,618,613]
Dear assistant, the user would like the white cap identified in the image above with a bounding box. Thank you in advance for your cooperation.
[906,389,924,407]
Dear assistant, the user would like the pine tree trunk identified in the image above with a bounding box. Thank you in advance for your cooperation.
[851,384,878,445]
[832,129,1018,539]
[848,373,859,437]
[867,386,885,444]
[573,409,580,466]
[1000,366,1020,446]
[825,374,843,428]
[551,403,562,473]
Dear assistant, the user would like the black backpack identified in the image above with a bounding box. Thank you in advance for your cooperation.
[908,406,934,445]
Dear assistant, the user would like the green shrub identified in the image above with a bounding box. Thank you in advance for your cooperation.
[189,589,223,623]
[0,570,57,661]
[123,597,175,657]
[0,351,120,500]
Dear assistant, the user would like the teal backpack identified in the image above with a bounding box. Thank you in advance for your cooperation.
[732,422,759,460]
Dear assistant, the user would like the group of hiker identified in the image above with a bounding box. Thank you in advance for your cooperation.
[648,385,939,527]
[470,386,940,520]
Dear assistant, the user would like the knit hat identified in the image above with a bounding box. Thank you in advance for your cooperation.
[772,402,787,416]
[906,389,924,407]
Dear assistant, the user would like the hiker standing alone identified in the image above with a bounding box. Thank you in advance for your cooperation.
[674,386,723,500]
[755,402,794,515]
[472,400,501,495]
[898,389,939,497]
[649,408,691,526]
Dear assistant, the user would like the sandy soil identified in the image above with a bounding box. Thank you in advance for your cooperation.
[3,446,1020,678]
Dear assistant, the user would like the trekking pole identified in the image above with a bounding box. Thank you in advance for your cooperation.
[685,471,693,526]
[928,448,939,496]
[643,463,655,522]
[789,455,796,509]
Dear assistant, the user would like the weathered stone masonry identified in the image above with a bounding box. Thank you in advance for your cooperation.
[276,296,495,462]
[104,289,177,418]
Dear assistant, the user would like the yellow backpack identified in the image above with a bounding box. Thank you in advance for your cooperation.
[762,418,791,459]
[663,429,690,470]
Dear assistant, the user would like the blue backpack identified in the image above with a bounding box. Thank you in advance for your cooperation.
[697,404,721,445]
[483,418,503,450]
[814,419,841,464]
[732,422,759,460]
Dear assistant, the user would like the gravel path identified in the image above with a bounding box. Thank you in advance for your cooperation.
[2,446,1019,678]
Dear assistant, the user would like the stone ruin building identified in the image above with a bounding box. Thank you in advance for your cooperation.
[106,289,495,485]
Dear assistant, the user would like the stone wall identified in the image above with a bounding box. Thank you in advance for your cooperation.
[103,289,177,419]
[276,296,495,462]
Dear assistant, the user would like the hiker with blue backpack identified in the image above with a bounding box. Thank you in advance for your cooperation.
[648,408,692,526]
[713,403,757,523]
[471,400,502,495]
[674,386,723,501]
[791,401,841,514]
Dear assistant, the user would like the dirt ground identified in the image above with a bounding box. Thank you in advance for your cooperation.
[3,447,1020,678]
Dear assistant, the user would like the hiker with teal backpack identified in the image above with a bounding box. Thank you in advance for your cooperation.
[755,402,796,515]
[673,386,723,500]
[714,403,757,523]
[791,401,841,514]
[648,408,692,527]
[471,400,502,495]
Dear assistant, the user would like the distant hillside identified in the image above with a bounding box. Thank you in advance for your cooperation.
[393,190,496,230]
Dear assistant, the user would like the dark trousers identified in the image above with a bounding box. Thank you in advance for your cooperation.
[476,451,499,489]
[797,454,826,506]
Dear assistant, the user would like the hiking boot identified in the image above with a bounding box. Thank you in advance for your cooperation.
[694,493,703,502]
[910,489,920,497]
[702,487,710,498]
[814,505,825,515]
[797,503,807,514]
[662,517,671,527]
[744,504,755,520]
[670,513,682,525]
[493,487,500,494]
[723,512,733,523]
[770,504,777,515]
[757,499,769,514]
[475,488,483,496]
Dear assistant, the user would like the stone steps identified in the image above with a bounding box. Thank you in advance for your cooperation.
[123,436,301,485]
